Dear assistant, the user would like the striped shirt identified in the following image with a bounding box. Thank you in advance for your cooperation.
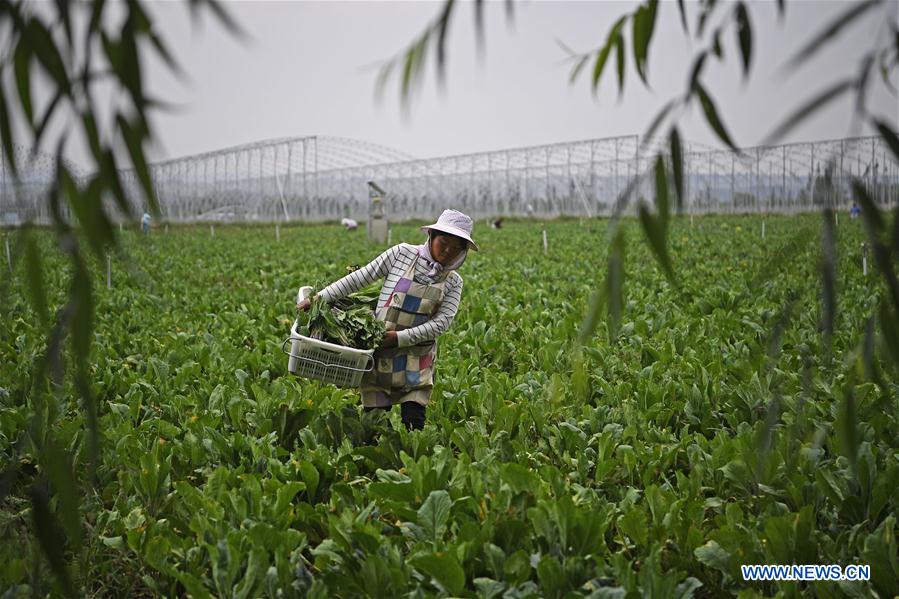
[317,243,464,348]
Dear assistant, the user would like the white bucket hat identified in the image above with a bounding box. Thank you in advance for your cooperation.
[421,209,479,251]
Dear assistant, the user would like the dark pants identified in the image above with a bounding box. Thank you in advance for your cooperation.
[364,401,426,430]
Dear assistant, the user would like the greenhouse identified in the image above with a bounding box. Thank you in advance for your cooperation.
[3,135,897,226]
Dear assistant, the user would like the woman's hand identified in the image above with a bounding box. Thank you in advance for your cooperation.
[379,331,398,348]
[296,298,312,313]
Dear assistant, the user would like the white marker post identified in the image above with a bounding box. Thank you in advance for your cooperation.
[542,226,548,255]
[210,225,215,237]
[5,237,11,274]
[835,211,839,227]
[387,228,392,246]
[276,225,280,242]
[690,214,694,227]
[119,222,123,233]
[862,242,868,276]
[165,224,169,234]
[106,254,112,290]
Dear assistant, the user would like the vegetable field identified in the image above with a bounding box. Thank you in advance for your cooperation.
[1,216,897,598]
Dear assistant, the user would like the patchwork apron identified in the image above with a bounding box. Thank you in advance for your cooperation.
[361,258,446,407]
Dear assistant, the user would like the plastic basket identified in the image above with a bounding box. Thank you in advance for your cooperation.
[283,286,375,388]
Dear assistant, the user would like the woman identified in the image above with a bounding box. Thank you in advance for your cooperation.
[297,209,477,430]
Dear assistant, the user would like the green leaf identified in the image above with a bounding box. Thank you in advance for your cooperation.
[33,89,64,152]
[765,80,853,144]
[53,0,74,45]
[654,153,669,226]
[274,481,305,515]
[194,0,247,39]
[474,0,485,51]
[637,157,674,282]
[300,461,319,501]
[734,2,752,77]
[116,115,158,214]
[820,209,837,344]
[504,550,531,586]
[632,0,658,85]
[23,235,48,325]
[853,180,899,312]
[14,41,33,124]
[369,481,416,503]
[28,485,75,596]
[41,437,82,552]
[536,555,565,598]
[400,35,427,106]
[874,119,899,165]
[836,385,859,473]
[101,148,134,222]
[618,507,648,546]
[411,551,466,596]
[592,16,626,95]
[149,30,184,80]
[70,261,94,369]
[591,43,612,96]
[0,86,17,177]
[25,19,71,96]
[694,540,730,573]
[500,462,537,495]
[417,490,452,544]
[100,536,123,548]
[606,227,625,341]
[483,543,505,579]
[814,469,844,505]
[697,2,716,37]
[233,548,267,599]
[374,61,395,104]
[434,0,455,77]
[786,0,879,69]
[688,52,708,95]
[615,30,626,96]
[71,261,99,474]
[676,0,688,34]
[862,516,898,597]
[62,171,114,259]
[694,83,738,152]
[568,54,590,85]
[670,128,684,210]
[852,179,886,234]
[643,99,677,144]
[880,301,899,374]
[711,29,723,59]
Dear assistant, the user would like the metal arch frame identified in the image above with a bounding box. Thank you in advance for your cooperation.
[3,134,897,224]
[142,135,416,172]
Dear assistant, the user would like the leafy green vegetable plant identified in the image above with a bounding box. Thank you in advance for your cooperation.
[297,287,385,350]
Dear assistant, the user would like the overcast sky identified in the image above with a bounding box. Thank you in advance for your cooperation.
[35,1,899,167]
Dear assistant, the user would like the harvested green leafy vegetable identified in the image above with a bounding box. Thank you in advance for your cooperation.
[297,286,385,350]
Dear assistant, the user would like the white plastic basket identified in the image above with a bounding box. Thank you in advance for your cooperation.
[283,286,375,388]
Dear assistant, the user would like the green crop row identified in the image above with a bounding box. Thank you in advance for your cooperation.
[1,215,896,597]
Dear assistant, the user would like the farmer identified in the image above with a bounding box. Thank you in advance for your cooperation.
[297,209,477,430]
[141,212,152,234]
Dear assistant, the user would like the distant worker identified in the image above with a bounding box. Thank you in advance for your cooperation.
[298,209,477,430]
[492,218,503,229]
[341,217,358,231]
[141,212,152,234]
[525,204,534,218]
[849,202,860,219]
